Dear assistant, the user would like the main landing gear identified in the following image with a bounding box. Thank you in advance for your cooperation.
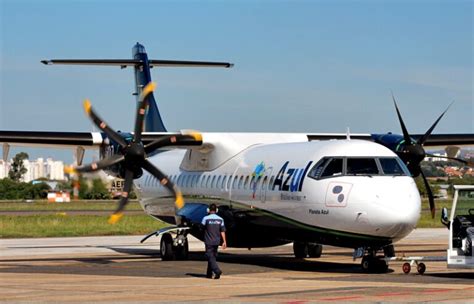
[141,226,191,261]
[293,242,323,258]
[160,232,189,261]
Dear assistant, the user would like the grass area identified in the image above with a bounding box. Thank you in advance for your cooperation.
[418,198,473,228]
[0,214,167,238]
[0,200,143,211]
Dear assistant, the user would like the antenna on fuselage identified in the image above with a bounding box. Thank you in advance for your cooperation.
[346,127,351,140]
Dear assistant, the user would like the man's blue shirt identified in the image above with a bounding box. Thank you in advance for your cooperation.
[201,213,226,246]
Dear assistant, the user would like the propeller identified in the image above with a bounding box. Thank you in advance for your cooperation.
[65,82,202,224]
[391,94,454,218]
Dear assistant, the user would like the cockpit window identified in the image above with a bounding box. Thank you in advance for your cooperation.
[308,157,343,180]
[321,158,343,178]
[308,156,409,180]
[346,158,379,175]
[379,157,407,175]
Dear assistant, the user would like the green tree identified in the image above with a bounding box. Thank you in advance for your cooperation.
[89,178,111,200]
[78,176,90,199]
[0,178,50,199]
[8,152,29,181]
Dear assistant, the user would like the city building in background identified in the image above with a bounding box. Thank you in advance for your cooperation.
[0,157,65,182]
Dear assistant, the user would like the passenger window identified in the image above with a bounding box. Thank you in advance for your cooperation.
[321,158,343,178]
[221,175,227,188]
[379,158,408,176]
[244,176,249,189]
[347,158,379,175]
[211,176,216,188]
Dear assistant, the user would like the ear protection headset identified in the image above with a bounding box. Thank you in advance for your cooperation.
[207,204,219,213]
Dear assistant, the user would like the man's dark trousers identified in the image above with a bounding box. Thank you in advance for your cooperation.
[205,244,221,275]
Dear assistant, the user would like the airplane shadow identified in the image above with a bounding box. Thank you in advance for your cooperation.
[105,247,392,274]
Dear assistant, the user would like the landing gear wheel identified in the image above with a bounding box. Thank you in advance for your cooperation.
[308,244,323,258]
[402,262,411,274]
[160,233,174,261]
[361,256,372,272]
[174,239,189,260]
[361,256,389,273]
[417,262,426,275]
[377,259,389,273]
[293,242,308,258]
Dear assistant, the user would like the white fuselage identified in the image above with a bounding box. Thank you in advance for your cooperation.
[136,133,421,246]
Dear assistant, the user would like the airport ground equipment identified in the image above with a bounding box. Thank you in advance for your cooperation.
[443,185,474,269]
[387,185,474,274]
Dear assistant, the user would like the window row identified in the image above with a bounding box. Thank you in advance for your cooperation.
[144,173,277,192]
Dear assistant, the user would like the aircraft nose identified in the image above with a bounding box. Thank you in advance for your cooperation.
[366,178,421,240]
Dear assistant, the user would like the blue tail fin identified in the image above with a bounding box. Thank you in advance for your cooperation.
[132,43,167,132]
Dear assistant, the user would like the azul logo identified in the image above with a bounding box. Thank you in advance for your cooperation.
[272,161,313,192]
[252,162,266,198]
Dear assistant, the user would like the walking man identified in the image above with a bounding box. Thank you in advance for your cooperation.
[201,203,227,279]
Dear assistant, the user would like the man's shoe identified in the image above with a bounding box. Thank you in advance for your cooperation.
[206,272,213,279]
[214,271,222,279]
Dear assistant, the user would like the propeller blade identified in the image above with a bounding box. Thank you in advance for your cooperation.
[133,82,157,143]
[65,154,124,174]
[83,99,127,148]
[392,94,412,145]
[108,169,134,224]
[144,132,203,154]
[420,170,435,219]
[417,101,454,145]
[425,153,469,165]
[142,160,184,209]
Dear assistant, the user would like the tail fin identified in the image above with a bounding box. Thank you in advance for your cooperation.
[132,43,167,132]
[42,42,233,132]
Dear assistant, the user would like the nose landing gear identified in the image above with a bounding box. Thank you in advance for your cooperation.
[356,246,392,273]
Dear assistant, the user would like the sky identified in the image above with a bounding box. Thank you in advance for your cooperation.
[0,0,473,163]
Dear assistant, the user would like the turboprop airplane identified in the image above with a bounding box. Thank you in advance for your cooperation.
[1,43,474,273]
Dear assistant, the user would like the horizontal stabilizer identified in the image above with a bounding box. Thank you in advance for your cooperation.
[41,59,142,66]
[41,59,233,68]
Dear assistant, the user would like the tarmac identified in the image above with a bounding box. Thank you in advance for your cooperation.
[0,228,473,303]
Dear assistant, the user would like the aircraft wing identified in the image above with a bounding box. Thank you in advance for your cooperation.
[0,131,104,149]
[0,131,197,149]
